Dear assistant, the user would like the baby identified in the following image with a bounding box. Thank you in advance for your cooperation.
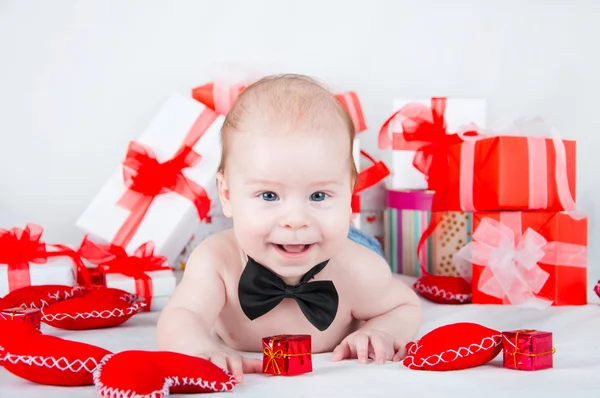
[156,74,421,381]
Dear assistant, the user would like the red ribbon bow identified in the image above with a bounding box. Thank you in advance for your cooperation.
[379,97,479,210]
[379,98,481,283]
[111,142,211,249]
[79,236,171,310]
[351,150,391,213]
[0,224,91,292]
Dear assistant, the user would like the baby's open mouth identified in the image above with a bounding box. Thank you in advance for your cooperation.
[274,244,312,253]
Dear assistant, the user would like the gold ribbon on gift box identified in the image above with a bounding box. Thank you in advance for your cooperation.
[506,329,556,370]
[1,305,28,321]
[263,343,310,374]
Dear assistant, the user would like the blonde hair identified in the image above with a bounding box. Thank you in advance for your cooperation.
[218,74,359,187]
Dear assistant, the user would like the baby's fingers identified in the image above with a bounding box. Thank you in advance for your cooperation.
[392,340,408,362]
[355,334,370,364]
[332,341,352,362]
[369,336,393,364]
[226,355,244,382]
[241,356,264,374]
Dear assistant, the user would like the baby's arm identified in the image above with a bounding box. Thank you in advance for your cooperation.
[156,241,225,355]
[156,239,260,381]
[332,245,421,363]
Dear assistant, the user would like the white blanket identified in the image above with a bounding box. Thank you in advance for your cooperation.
[2,275,600,398]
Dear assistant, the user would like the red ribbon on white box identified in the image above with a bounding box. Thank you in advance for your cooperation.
[453,213,587,307]
[111,108,218,250]
[79,236,171,311]
[0,224,91,292]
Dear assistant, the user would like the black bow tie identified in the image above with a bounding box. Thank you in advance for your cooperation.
[237,256,339,331]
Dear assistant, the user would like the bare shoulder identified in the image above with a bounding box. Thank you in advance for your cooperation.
[334,238,420,318]
[333,238,394,284]
[183,229,239,278]
[165,229,239,313]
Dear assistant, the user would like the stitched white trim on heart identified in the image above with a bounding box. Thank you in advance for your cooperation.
[41,302,146,322]
[414,280,471,303]
[1,352,101,373]
[404,334,503,369]
[15,286,85,310]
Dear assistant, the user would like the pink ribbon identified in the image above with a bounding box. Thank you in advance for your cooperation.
[458,117,576,211]
[453,213,587,307]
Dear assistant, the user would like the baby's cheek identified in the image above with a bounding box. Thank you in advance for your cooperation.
[318,207,352,238]
[235,203,271,233]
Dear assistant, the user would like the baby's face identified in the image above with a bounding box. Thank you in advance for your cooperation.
[220,127,353,281]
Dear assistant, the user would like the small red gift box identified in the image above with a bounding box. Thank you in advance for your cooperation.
[446,135,577,212]
[77,267,106,287]
[88,267,106,287]
[262,334,312,376]
[502,330,554,370]
[0,306,42,331]
[454,211,587,306]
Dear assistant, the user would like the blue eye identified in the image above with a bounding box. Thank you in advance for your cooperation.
[261,192,278,201]
[310,192,328,201]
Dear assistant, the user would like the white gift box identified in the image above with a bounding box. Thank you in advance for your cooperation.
[104,269,176,312]
[0,259,76,297]
[76,93,225,266]
[391,98,487,189]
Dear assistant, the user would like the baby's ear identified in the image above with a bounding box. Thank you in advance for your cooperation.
[216,171,233,218]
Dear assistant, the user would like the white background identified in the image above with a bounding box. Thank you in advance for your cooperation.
[1,1,598,284]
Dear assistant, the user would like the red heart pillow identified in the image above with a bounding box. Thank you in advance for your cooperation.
[403,322,503,371]
[0,320,42,343]
[594,280,599,298]
[414,275,472,304]
[1,284,85,310]
[81,286,141,303]
[0,321,43,367]
[93,350,236,397]
[1,333,112,386]
[41,288,146,330]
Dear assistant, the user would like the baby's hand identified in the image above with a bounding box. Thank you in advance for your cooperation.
[200,349,263,382]
[331,328,406,364]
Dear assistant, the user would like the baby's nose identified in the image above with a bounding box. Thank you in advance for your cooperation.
[281,211,309,230]
[282,217,309,230]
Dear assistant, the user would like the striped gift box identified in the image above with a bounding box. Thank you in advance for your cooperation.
[384,190,472,277]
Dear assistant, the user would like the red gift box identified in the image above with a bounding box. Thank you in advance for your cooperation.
[378,101,576,213]
[262,334,312,376]
[0,306,42,331]
[502,329,554,371]
[76,267,106,287]
[446,135,577,212]
[454,211,587,306]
